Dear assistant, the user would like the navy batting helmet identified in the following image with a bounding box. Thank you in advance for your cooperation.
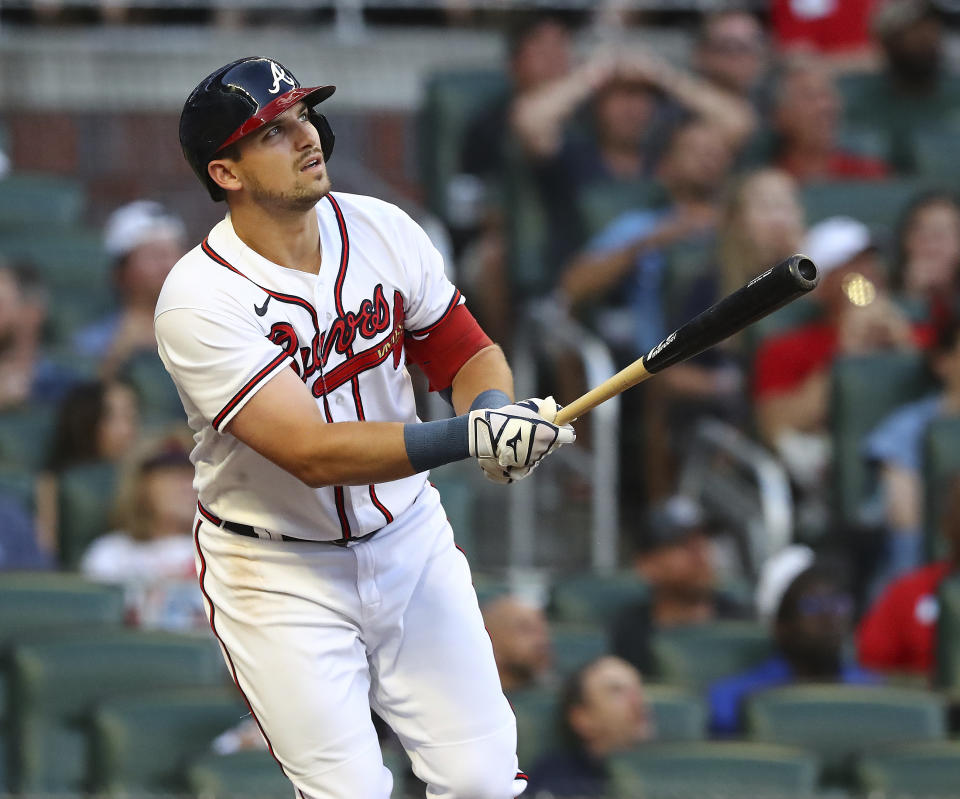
[179,57,336,201]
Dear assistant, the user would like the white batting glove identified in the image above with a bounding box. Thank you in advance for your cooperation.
[468,396,576,484]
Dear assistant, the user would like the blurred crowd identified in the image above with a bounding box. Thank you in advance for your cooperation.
[2,0,960,794]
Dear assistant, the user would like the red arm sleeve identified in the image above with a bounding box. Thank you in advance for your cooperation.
[405,303,493,392]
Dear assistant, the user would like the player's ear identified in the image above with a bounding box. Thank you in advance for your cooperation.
[208,158,243,195]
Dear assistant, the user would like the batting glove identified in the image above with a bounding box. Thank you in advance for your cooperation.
[468,396,576,484]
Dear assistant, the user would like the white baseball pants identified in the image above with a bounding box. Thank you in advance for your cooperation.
[194,485,526,799]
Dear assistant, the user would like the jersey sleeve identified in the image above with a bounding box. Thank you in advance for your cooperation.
[399,212,464,334]
[156,306,294,432]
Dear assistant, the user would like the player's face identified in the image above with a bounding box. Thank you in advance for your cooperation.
[233,102,331,212]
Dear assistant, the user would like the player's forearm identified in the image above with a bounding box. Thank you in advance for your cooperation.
[449,344,514,415]
[291,422,417,487]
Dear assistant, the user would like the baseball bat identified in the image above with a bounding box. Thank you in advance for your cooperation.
[554,254,819,426]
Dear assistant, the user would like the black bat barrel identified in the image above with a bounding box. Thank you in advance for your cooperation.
[643,254,819,374]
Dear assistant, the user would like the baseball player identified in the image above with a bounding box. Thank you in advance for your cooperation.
[157,57,575,799]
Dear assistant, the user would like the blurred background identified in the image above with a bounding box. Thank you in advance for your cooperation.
[4,0,960,796]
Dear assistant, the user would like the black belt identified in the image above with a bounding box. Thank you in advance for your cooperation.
[198,502,378,547]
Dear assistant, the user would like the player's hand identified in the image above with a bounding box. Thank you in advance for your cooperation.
[468,396,575,484]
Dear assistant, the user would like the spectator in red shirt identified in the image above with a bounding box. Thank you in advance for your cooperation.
[753,216,918,490]
[857,472,960,677]
[771,0,879,65]
[773,56,890,183]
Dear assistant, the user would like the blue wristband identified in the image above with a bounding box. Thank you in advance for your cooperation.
[470,389,511,411]
[404,415,470,473]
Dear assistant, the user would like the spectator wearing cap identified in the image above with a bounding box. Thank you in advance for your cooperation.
[481,594,554,695]
[772,55,890,183]
[843,0,960,172]
[862,320,960,585]
[73,201,186,378]
[752,216,926,491]
[708,547,878,736]
[80,430,202,631]
[611,495,750,675]
[525,655,653,798]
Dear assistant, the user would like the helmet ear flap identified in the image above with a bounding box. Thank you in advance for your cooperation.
[310,111,335,162]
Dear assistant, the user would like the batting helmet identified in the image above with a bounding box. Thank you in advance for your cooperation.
[179,57,336,201]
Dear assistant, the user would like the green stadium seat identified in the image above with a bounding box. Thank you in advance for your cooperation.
[0,465,36,512]
[912,129,960,180]
[89,687,248,795]
[508,685,560,769]
[800,178,934,231]
[7,627,227,793]
[608,741,819,799]
[550,622,608,678]
[830,352,934,526]
[0,227,110,290]
[644,684,706,742]
[936,575,960,691]
[502,146,552,301]
[0,173,85,230]
[0,573,124,642]
[56,461,120,569]
[856,741,960,797]
[650,621,772,690]
[417,69,508,223]
[0,404,57,471]
[745,684,946,786]
[187,750,290,799]
[549,571,648,625]
[429,460,476,561]
[119,350,185,429]
[922,416,960,561]
[576,179,667,239]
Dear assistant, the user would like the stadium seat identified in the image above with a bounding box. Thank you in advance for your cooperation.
[921,416,960,560]
[417,69,507,223]
[7,626,226,793]
[800,178,934,231]
[856,741,960,797]
[508,685,560,769]
[0,404,58,471]
[576,179,667,240]
[187,750,290,799]
[911,129,960,180]
[548,571,648,625]
[829,352,934,526]
[119,350,185,429]
[649,621,772,690]
[608,741,819,799]
[0,227,110,290]
[550,622,609,678]
[429,461,476,561]
[643,684,706,742]
[936,575,960,691]
[0,173,85,230]
[745,684,946,786]
[89,687,248,794]
[56,461,120,569]
[0,465,36,512]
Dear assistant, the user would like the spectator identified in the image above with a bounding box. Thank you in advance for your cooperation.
[857,472,960,677]
[693,9,769,102]
[512,46,755,277]
[770,0,879,65]
[560,118,734,359]
[709,550,877,736]
[773,56,890,182]
[0,259,73,410]
[482,594,554,695]
[752,216,923,492]
[612,495,750,675]
[843,0,960,172]
[80,432,202,631]
[890,190,960,325]
[35,378,141,553]
[73,200,185,378]
[526,655,652,798]
[862,319,960,582]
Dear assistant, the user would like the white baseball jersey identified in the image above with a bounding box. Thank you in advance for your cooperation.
[155,192,462,540]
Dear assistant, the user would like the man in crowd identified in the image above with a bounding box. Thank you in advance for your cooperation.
[482,594,554,695]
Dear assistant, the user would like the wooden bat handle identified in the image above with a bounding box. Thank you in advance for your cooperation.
[554,360,650,426]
